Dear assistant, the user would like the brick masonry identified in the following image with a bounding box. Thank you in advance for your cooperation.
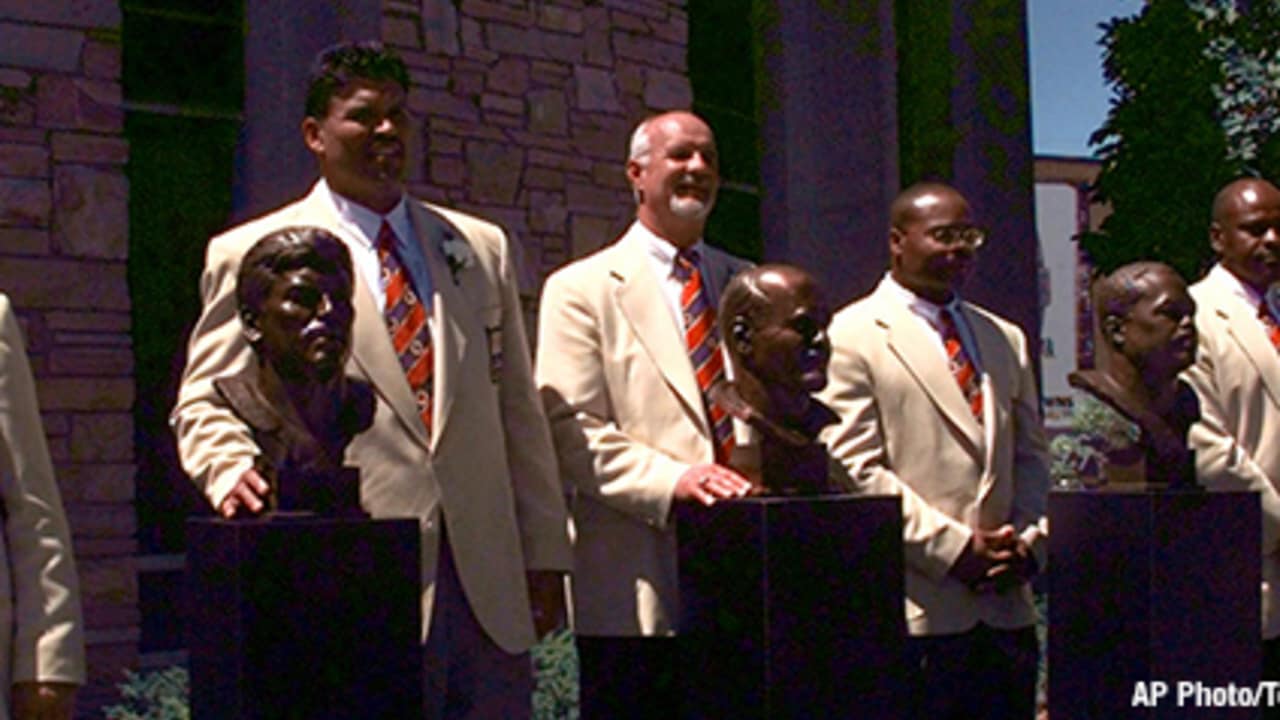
[0,2,134,716]
[0,0,695,715]
[390,0,694,296]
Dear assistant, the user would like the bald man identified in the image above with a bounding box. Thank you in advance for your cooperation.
[535,110,753,718]
[818,182,1049,719]
[1184,177,1280,704]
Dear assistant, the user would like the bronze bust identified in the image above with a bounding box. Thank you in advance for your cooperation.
[1067,261,1200,489]
[712,263,844,495]
[215,226,374,515]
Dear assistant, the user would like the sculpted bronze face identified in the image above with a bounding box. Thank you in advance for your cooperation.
[249,264,354,384]
[220,227,373,515]
[1103,264,1197,381]
[733,266,832,399]
[1067,261,1200,489]
[239,231,356,384]
[717,264,842,495]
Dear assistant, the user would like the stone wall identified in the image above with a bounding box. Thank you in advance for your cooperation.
[0,1,135,714]
[383,0,694,297]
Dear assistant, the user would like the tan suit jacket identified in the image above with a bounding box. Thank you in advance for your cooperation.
[0,294,84,717]
[535,223,752,636]
[818,279,1049,636]
[1185,265,1280,639]
[172,182,571,653]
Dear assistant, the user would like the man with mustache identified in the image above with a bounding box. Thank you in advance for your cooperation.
[1184,177,1280,716]
[535,110,753,718]
[819,182,1049,719]
[172,42,570,719]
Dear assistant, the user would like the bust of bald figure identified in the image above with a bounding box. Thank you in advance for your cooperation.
[710,264,844,495]
[1065,261,1200,489]
[213,227,374,515]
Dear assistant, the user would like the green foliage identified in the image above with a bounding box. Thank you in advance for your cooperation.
[532,629,580,720]
[1084,0,1236,279]
[1197,0,1280,170]
[96,637,582,719]
[102,667,190,720]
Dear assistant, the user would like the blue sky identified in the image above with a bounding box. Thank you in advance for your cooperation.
[1027,0,1144,157]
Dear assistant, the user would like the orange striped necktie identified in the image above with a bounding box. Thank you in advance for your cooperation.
[674,249,734,464]
[1260,301,1280,352]
[940,306,983,423]
[376,220,434,438]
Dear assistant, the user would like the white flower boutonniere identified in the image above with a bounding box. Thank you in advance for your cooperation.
[440,234,474,285]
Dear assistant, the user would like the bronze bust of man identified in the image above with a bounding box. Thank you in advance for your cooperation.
[1062,261,1200,489]
[215,226,374,515]
[712,263,844,495]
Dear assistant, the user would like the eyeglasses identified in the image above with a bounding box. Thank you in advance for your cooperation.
[926,225,986,249]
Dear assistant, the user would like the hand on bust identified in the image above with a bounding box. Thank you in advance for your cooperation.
[11,681,77,720]
[673,463,752,506]
[217,467,271,518]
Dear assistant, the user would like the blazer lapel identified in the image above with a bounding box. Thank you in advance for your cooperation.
[963,306,1007,498]
[1223,303,1280,410]
[879,298,985,458]
[409,203,469,450]
[611,241,706,424]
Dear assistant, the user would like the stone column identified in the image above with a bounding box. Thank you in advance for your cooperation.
[754,0,900,308]
[236,0,381,220]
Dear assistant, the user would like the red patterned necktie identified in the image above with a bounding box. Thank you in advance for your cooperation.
[675,249,734,464]
[940,306,983,423]
[377,220,434,438]
[1260,302,1280,351]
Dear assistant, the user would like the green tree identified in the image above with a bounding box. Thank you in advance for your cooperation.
[1084,0,1236,278]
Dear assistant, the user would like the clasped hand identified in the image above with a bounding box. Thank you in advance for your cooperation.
[949,524,1037,593]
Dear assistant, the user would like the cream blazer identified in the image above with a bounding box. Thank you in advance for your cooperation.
[1185,265,1280,639]
[0,294,84,718]
[535,223,751,636]
[171,182,571,653]
[818,279,1049,636]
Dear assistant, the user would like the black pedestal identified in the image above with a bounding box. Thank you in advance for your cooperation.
[186,516,421,719]
[1049,490,1261,719]
[677,494,905,719]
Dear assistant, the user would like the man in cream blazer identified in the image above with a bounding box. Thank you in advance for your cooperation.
[1184,177,1280,710]
[535,111,753,718]
[819,183,1049,719]
[171,42,569,719]
[0,294,84,720]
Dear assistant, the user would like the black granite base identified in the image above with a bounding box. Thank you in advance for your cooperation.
[677,494,905,719]
[1049,490,1261,719]
[186,515,421,719]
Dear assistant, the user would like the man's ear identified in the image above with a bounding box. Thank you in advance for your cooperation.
[888,227,905,259]
[1103,314,1125,349]
[240,308,263,345]
[302,116,324,156]
[1209,222,1224,256]
[731,316,752,355]
[625,160,644,204]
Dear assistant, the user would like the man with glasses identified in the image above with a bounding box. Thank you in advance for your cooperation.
[819,182,1049,719]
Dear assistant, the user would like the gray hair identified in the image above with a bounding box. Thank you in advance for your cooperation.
[628,117,653,167]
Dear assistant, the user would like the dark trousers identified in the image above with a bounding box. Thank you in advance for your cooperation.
[904,623,1038,720]
[576,636,678,720]
[422,531,532,720]
[1264,637,1280,720]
